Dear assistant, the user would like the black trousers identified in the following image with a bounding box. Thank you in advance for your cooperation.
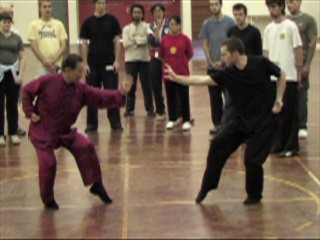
[200,118,276,200]
[207,69,223,127]
[125,61,154,113]
[272,82,299,152]
[164,81,190,122]
[149,58,165,115]
[0,71,20,135]
[86,64,121,129]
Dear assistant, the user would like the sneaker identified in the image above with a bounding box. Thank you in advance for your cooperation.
[0,136,5,147]
[10,135,20,145]
[166,121,176,130]
[17,127,26,136]
[182,121,191,131]
[279,151,298,158]
[124,111,134,117]
[298,129,308,139]
[156,113,166,121]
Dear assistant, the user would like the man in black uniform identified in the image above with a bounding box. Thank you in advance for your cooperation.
[165,37,286,205]
[80,0,123,132]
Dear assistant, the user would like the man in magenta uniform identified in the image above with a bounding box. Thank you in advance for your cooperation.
[22,54,133,210]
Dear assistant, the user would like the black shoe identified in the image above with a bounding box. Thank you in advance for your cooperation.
[243,197,261,205]
[209,126,220,135]
[85,125,97,133]
[195,189,208,204]
[17,127,26,137]
[111,125,123,132]
[90,181,113,204]
[124,111,134,117]
[45,199,59,210]
[147,111,156,117]
[279,151,298,158]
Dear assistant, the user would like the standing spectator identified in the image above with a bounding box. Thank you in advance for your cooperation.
[264,0,303,157]
[80,0,123,132]
[199,0,235,135]
[287,0,318,139]
[159,16,193,131]
[27,0,68,77]
[123,3,155,117]
[0,12,26,146]
[227,3,263,56]
[0,3,26,137]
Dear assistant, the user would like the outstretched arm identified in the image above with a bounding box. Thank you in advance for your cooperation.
[164,64,217,86]
[84,74,133,108]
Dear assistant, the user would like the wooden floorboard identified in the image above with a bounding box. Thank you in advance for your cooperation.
[0,45,319,239]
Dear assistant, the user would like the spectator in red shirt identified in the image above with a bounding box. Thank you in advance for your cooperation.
[159,16,193,131]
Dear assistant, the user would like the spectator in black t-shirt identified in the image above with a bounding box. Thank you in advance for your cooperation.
[80,0,123,132]
[165,37,286,205]
[220,3,264,132]
[227,3,262,56]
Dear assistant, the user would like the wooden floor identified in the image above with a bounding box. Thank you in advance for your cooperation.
[0,45,319,239]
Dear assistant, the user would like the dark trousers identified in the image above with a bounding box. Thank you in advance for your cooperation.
[220,89,235,132]
[164,81,190,122]
[200,118,276,200]
[86,65,121,129]
[272,82,299,152]
[298,76,309,130]
[149,58,165,115]
[207,69,223,126]
[0,71,20,135]
[125,61,154,113]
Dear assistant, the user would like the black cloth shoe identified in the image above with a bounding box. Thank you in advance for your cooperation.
[124,111,134,117]
[17,127,26,136]
[195,189,208,204]
[147,111,156,117]
[90,181,113,204]
[209,126,220,135]
[111,125,123,132]
[243,197,261,205]
[45,199,59,210]
[85,125,97,133]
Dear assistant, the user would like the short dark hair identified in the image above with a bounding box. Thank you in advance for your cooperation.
[62,54,83,71]
[221,37,245,55]
[233,3,247,15]
[265,0,286,15]
[131,3,145,21]
[0,12,12,22]
[169,15,181,25]
[151,3,165,15]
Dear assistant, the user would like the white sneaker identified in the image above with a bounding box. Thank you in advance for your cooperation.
[166,121,176,130]
[0,136,5,147]
[182,121,191,131]
[10,135,21,145]
[298,129,308,139]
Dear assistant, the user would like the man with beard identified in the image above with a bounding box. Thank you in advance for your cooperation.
[199,0,235,135]
[122,3,155,117]
[286,0,318,139]
[80,0,123,132]
[165,37,286,205]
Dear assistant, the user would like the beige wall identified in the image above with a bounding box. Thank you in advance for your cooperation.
[3,0,320,44]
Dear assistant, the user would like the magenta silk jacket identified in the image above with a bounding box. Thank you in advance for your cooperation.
[22,73,125,149]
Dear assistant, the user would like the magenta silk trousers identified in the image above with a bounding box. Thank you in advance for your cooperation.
[33,132,102,204]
